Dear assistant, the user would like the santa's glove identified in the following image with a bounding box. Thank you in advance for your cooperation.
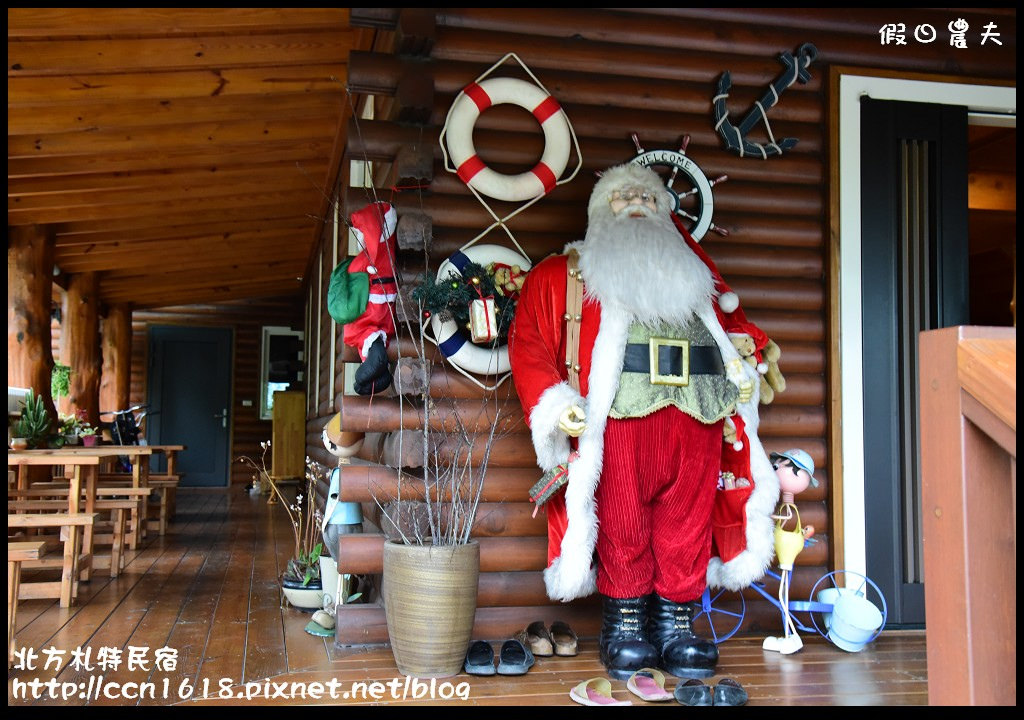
[726,358,755,405]
[557,404,586,438]
[762,339,787,398]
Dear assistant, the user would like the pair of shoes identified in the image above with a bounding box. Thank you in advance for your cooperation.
[464,638,536,676]
[569,678,632,706]
[516,620,579,657]
[673,678,748,707]
[625,668,673,702]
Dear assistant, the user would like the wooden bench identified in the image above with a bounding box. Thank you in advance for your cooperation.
[24,482,152,550]
[8,541,46,667]
[96,472,180,536]
[7,513,97,607]
[8,492,145,576]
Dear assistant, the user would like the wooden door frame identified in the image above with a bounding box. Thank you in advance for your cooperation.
[828,66,1015,577]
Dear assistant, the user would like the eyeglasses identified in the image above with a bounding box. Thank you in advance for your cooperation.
[609,187,657,206]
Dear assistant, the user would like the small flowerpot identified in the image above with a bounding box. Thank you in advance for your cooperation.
[280,575,324,612]
[81,435,98,447]
[63,434,80,446]
[10,437,29,451]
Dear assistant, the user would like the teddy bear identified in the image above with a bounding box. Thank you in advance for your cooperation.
[728,331,786,405]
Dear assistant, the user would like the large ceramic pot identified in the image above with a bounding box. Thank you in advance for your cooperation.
[280,575,324,612]
[382,540,480,679]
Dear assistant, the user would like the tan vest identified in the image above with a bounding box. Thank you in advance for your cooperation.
[609,318,737,423]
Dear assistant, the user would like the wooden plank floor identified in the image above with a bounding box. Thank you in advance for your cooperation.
[8,491,928,706]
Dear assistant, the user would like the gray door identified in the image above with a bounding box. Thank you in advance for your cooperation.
[860,99,969,627]
[147,325,233,487]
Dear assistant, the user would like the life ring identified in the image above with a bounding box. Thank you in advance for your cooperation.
[430,244,532,376]
[445,77,571,203]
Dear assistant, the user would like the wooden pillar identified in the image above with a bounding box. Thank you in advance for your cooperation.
[100,304,132,417]
[7,225,57,418]
[61,272,102,427]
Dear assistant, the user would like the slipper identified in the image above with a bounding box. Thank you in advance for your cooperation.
[516,620,554,657]
[626,668,673,702]
[713,678,749,706]
[550,620,579,656]
[674,678,713,706]
[304,620,333,637]
[496,638,535,675]
[569,677,632,706]
[464,640,495,676]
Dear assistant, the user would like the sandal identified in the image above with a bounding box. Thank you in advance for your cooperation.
[550,620,578,656]
[569,677,632,706]
[626,668,673,702]
[674,678,713,706]
[516,620,554,657]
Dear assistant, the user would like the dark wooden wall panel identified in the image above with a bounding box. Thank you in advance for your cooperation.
[314,7,1015,643]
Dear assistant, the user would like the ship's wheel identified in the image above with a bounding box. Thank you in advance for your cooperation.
[628,133,728,241]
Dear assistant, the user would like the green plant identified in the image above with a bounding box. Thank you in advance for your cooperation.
[237,442,324,587]
[79,425,97,437]
[59,408,87,435]
[13,389,52,448]
[51,363,72,400]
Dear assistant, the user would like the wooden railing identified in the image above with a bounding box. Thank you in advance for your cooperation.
[919,326,1016,706]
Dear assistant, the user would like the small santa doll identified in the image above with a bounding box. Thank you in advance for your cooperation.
[327,201,399,395]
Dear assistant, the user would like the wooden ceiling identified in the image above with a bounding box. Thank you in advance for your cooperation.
[8,8,374,310]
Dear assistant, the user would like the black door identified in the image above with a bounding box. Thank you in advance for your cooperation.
[147,325,233,487]
[860,99,969,627]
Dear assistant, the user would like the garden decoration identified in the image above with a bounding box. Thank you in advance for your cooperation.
[713,43,818,159]
[763,449,818,655]
[628,133,729,241]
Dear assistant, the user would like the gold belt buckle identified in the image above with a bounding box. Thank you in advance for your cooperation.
[649,337,689,386]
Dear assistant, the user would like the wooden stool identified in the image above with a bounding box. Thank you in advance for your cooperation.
[9,541,46,666]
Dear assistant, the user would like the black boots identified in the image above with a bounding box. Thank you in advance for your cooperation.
[598,595,661,680]
[649,594,719,678]
[354,336,391,395]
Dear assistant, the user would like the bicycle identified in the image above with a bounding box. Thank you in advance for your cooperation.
[692,566,888,652]
[99,404,153,471]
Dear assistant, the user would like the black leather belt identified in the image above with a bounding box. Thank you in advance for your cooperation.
[622,340,724,386]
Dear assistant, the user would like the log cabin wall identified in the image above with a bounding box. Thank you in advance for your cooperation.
[305,8,1015,644]
[128,298,304,488]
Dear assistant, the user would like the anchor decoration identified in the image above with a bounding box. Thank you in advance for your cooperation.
[629,132,729,241]
[713,42,818,159]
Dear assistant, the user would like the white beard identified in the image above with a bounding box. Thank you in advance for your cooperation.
[578,204,716,326]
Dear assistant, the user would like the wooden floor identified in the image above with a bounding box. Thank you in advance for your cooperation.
[8,490,929,706]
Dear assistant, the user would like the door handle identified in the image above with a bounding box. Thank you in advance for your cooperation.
[213,408,228,428]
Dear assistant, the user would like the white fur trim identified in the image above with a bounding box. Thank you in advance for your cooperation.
[719,291,739,314]
[543,304,630,602]
[757,362,768,375]
[733,441,743,452]
[706,376,780,591]
[529,382,583,472]
[359,331,387,360]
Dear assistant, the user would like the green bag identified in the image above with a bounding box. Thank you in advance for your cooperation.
[327,258,369,325]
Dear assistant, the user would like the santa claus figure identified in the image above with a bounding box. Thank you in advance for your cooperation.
[340,201,399,395]
[509,163,779,680]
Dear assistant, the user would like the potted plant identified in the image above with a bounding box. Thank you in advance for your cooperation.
[59,409,87,445]
[12,389,52,449]
[79,425,98,447]
[238,442,325,611]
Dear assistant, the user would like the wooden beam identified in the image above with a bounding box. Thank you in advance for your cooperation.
[99,305,132,418]
[60,272,102,426]
[7,225,57,417]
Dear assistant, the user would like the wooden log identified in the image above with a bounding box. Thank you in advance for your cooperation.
[338,533,548,574]
[394,67,434,127]
[99,304,132,417]
[7,225,57,418]
[379,428,537,468]
[340,394,527,434]
[338,462,539,504]
[395,210,432,252]
[394,8,436,58]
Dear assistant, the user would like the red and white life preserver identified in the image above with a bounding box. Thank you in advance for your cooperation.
[445,77,571,203]
[430,244,533,376]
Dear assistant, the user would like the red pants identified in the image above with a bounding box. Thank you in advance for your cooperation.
[343,302,395,359]
[594,406,722,603]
